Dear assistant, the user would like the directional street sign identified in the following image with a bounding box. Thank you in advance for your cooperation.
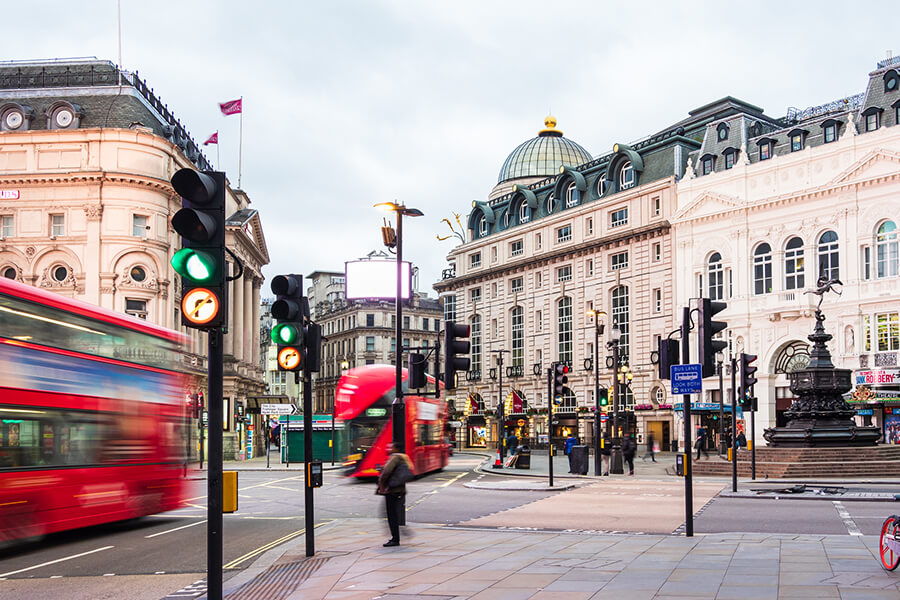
[261,403,298,415]
[670,363,703,395]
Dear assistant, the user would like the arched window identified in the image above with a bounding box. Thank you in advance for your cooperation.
[753,243,772,295]
[502,210,510,229]
[565,182,578,207]
[511,306,524,368]
[707,252,723,300]
[478,215,487,237]
[611,285,630,360]
[618,161,635,190]
[817,231,839,281]
[596,174,608,197]
[557,297,573,364]
[717,123,729,141]
[470,314,482,376]
[518,201,530,224]
[653,386,665,406]
[785,237,805,290]
[877,220,899,278]
[545,193,556,215]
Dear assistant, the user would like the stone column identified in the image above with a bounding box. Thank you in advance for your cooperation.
[233,271,244,363]
[84,204,103,306]
[224,274,235,357]
[243,274,253,365]
[252,277,261,368]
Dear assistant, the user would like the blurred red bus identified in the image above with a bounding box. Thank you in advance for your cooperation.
[0,277,190,542]
[336,364,449,478]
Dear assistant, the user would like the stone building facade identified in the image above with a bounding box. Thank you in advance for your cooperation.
[0,59,269,458]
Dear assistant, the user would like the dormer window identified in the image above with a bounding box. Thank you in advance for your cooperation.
[723,148,737,170]
[822,119,840,143]
[700,154,714,175]
[862,106,883,132]
[564,182,578,207]
[518,201,530,224]
[502,210,510,229]
[545,193,556,215]
[46,101,81,130]
[618,161,635,190]
[596,173,609,197]
[758,138,775,160]
[788,129,808,152]
[478,215,487,237]
[0,103,33,132]
[716,123,729,142]
[885,69,899,93]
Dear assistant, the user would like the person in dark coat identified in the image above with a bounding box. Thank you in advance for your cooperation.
[696,426,709,460]
[600,432,611,475]
[642,432,656,462]
[377,443,413,547]
[564,434,577,473]
[622,434,637,476]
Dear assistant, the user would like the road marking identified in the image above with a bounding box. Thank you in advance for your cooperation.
[0,545,114,578]
[145,519,207,538]
[184,475,303,502]
[50,575,62,579]
[833,501,863,536]
[222,520,333,569]
[103,573,115,576]
[437,471,467,488]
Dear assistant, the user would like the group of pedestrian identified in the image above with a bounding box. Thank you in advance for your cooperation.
[565,432,642,476]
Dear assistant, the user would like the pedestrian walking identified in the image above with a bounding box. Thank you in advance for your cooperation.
[622,434,637,476]
[642,431,656,462]
[377,443,413,547]
[735,430,747,449]
[695,426,709,460]
[564,433,577,473]
[600,432,611,476]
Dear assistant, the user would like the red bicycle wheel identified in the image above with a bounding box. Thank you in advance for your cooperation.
[879,516,900,571]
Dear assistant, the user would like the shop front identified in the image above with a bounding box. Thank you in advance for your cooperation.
[463,392,488,448]
[674,401,739,452]
[634,405,674,451]
[850,369,900,442]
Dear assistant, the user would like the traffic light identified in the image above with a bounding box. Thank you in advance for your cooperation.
[740,352,758,411]
[443,321,470,390]
[599,387,609,407]
[553,363,569,400]
[170,169,227,329]
[408,352,426,389]
[657,337,680,380]
[271,274,305,371]
[698,298,728,378]
[303,321,322,373]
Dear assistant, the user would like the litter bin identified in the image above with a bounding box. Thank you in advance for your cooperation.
[514,446,530,469]
[671,439,678,453]
[570,445,589,475]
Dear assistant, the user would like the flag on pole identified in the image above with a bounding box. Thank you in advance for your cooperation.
[203,132,219,145]
[218,98,242,116]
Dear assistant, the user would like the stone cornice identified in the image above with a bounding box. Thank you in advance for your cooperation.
[434,221,671,292]
[0,171,173,194]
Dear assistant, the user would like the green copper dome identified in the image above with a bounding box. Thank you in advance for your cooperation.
[497,116,593,184]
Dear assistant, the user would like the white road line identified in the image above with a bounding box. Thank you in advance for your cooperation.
[145,519,207,538]
[833,501,863,536]
[0,545,114,578]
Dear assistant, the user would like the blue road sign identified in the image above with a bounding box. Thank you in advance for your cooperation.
[671,363,702,395]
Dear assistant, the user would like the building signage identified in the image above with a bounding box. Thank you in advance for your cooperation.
[0,190,19,200]
[261,403,297,415]
[670,364,702,395]
[855,369,900,385]
[856,409,874,415]
[674,402,734,412]
[365,407,387,417]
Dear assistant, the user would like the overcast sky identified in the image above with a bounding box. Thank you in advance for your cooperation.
[10,1,899,295]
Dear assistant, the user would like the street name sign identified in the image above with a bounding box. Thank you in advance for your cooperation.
[261,403,298,415]
[670,363,702,395]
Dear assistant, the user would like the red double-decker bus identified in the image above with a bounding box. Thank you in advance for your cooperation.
[0,278,191,542]
[336,364,449,478]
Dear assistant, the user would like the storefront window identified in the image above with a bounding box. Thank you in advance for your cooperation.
[877,312,899,352]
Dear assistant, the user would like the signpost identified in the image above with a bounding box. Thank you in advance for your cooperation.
[261,403,299,416]
[670,364,702,395]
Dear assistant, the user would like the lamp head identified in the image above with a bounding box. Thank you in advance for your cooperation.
[610,325,622,341]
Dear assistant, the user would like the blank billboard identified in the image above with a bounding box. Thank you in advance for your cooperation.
[345,260,411,300]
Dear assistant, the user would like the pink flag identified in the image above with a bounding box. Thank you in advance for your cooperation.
[203,132,218,145]
[218,98,242,116]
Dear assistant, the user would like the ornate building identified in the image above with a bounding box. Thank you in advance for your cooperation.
[674,57,900,447]
[0,59,269,458]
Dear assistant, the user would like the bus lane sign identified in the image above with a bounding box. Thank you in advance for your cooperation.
[670,364,702,395]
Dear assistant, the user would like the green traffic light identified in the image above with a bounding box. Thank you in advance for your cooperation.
[271,323,300,344]
[171,248,216,283]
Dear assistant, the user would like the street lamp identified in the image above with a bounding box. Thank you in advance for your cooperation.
[374,201,423,453]
[587,309,607,476]
[607,324,625,474]
[716,351,725,454]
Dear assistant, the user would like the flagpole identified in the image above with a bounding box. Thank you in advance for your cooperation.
[237,97,243,189]
[216,133,220,171]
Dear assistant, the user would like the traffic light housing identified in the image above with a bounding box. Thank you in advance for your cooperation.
[553,363,569,400]
[740,352,758,410]
[698,298,728,378]
[599,387,609,407]
[443,321,470,390]
[657,337,681,380]
[170,169,227,329]
[271,274,305,371]
[408,352,427,389]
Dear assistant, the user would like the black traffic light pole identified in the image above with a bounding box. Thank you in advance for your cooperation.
[681,305,693,538]
[207,328,224,599]
[303,364,315,557]
[750,383,756,481]
[731,356,738,493]
[492,349,510,462]
[547,367,553,488]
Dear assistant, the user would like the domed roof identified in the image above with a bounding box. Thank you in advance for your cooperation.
[497,117,593,184]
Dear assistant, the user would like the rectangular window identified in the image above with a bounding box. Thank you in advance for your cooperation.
[511,307,524,369]
[702,157,713,175]
[864,315,872,352]
[610,251,628,270]
[654,289,661,313]
[471,317,482,375]
[535,271,542,288]
[587,259,594,277]
[556,265,572,282]
[391,337,396,353]
[586,217,593,235]
[133,214,149,237]
[1,215,12,238]
[653,242,661,262]
[877,313,899,352]
[791,134,803,152]
[125,298,147,319]
[556,225,572,243]
[863,246,871,280]
[824,124,837,143]
[443,295,457,321]
[535,233,542,250]
[491,282,498,298]
[557,298,573,364]
[366,336,375,352]
[470,287,481,303]
[403,316,410,329]
[866,113,879,132]
[50,214,65,237]
[610,207,628,228]
[510,239,523,257]
[724,152,735,169]
[759,144,771,160]
[536,310,542,331]
[366,313,375,327]
[653,197,661,216]
[422,317,429,330]
[491,246,498,263]
[434,320,440,331]
[491,318,498,338]
[510,277,523,293]
[470,252,481,268]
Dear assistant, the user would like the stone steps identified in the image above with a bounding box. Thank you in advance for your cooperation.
[691,445,900,478]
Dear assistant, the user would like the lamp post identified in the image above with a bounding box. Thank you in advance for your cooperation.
[491,349,511,462]
[717,353,725,455]
[374,201,423,453]
[587,309,607,476]
[607,325,624,474]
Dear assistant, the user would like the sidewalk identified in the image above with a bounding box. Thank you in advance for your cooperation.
[218,517,898,600]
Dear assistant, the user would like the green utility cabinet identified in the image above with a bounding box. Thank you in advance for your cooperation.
[280,415,346,463]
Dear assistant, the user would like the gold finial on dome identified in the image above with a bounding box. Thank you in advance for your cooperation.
[538,115,563,137]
